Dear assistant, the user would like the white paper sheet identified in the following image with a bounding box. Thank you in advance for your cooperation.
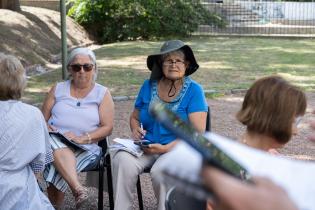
[110,138,143,157]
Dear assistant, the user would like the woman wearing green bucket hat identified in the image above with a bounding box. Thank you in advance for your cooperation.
[112,40,208,210]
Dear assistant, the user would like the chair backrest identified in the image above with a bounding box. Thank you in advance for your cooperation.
[165,187,207,210]
[206,106,211,132]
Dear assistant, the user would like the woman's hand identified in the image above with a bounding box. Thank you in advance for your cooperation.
[130,109,146,140]
[131,126,146,141]
[143,140,178,154]
[47,123,57,132]
[63,132,89,144]
[143,143,168,154]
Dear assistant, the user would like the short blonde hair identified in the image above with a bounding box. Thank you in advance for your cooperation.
[236,75,306,144]
[0,54,26,100]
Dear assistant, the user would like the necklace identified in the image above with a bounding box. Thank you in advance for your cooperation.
[71,82,94,107]
[73,89,82,107]
[73,88,83,107]
[76,99,81,107]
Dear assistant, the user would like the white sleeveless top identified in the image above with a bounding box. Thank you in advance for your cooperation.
[48,80,107,154]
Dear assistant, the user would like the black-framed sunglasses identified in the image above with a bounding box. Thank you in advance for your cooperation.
[69,63,94,72]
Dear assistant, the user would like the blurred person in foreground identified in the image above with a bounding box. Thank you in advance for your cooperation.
[0,54,54,209]
[42,48,114,209]
[112,40,208,210]
[236,75,306,154]
[204,75,306,210]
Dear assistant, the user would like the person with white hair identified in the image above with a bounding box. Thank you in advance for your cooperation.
[42,47,114,209]
[0,54,54,209]
[112,40,208,210]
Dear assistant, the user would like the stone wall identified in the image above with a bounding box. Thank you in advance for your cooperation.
[20,0,60,11]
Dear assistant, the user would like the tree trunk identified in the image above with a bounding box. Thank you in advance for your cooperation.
[0,0,21,11]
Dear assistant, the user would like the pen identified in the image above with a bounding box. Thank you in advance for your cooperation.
[140,123,144,139]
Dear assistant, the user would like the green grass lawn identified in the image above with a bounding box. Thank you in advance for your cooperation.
[24,37,315,105]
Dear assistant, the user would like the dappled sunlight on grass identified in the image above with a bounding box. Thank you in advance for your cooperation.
[24,37,315,104]
[98,56,147,69]
[199,61,231,69]
[221,97,244,103]
[103,41,158,48]
[269,64,313,70]
[278,73,315,82]
[274,73,315,90]
[94,41,160,59]
[276,48,315,54]
[26,87,50,93]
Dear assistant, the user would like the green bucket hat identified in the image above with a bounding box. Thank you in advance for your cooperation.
[147,40,199,80]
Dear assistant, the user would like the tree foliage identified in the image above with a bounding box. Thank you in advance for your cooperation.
[67,0,226,43]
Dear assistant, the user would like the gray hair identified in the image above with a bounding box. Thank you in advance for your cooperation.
[160,49,186,62]
[0,54,26,100]
[67,47,98,80]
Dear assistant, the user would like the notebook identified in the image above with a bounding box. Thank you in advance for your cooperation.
[49,131,87,151]
[110,138,143,157]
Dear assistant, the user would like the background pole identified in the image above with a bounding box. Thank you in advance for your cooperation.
[60,0,67,80]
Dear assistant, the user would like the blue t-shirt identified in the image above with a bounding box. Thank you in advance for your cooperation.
[135,77,208,145]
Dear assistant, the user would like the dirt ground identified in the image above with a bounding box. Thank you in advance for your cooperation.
[58,92,315,210]
[0,6,93,72]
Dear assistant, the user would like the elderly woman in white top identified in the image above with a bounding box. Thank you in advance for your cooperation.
[0,54,54,209]
[42,48,114,209]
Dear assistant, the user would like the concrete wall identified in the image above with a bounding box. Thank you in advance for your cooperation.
[20,0,60,11]
[235,1,315,20]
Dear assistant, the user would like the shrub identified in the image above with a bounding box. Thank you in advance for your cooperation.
[67,0,226,43]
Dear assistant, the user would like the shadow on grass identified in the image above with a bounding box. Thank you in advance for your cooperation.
[24,37,315,105]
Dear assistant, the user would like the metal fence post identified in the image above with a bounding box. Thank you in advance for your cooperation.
[60,0,67,80]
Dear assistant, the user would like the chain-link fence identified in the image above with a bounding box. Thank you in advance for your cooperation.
[197,0,315,37]
[20,0,315,37]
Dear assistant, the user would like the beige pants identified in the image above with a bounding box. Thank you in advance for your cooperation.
[111,151,168,210]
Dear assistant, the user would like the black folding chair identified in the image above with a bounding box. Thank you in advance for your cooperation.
[165,187,207,210]
[136,106,211,210]
[82,137,114,210]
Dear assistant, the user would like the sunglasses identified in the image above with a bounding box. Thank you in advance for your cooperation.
[69,63,94,72]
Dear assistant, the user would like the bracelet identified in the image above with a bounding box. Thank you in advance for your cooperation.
[86,132,92,144]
